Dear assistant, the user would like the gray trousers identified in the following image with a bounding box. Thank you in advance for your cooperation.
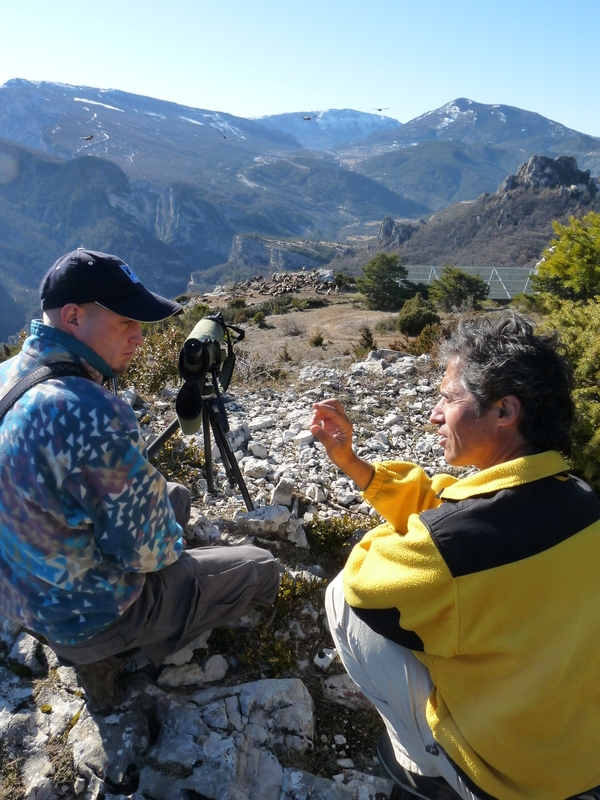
[325,573,481,800]
[51,483,281,667]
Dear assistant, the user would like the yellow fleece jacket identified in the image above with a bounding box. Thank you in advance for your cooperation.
[343,452,600,800]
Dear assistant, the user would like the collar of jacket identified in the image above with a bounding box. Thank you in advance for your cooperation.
[438,451,570,501]
[29,319,118,379]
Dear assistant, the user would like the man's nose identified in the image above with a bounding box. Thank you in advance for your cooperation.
[429,402,443,425]
[131,322,144,344]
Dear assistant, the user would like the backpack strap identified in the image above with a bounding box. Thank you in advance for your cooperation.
[0,362,92,423]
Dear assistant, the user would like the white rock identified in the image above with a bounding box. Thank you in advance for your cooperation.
[294,430,315,445]
[271,478,295,507]
[235,504,291,534]
[337,490,360,506]
[157,662,206,688]
[286,518,309,548]
[0,613,21,648]
[305,483,326,503]
[120,386,139,406]
[248,415,276,431]
[249,441,269,458]
[243,457,270,478]
[202,654,229,682]
[9,633,44,675]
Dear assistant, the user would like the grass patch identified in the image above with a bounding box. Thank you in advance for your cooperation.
[305,514,368,573]
[0,742,25,800]
[150,434,205,496]
[206,573,324,678]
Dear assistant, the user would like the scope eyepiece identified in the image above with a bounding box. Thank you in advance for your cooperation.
[182,338,208,368]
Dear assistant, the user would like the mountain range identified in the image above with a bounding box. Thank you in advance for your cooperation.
[0,78,600,341]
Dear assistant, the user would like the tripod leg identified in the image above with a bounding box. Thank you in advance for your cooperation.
[147,417,180,460]
[202,403,216,493]
[207,405,255,511]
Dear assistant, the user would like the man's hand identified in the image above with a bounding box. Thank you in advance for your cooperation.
[310,399,375,490]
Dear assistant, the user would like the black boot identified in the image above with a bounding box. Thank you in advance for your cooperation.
[376,730,461,800]
[75,655,128,713]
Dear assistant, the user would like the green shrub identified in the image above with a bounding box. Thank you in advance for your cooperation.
[177,302,211,332]
[356,254,413,310]
[129,324,186,394]
[404,323,442,356]
[229,297,247,309]
[150,434,206,493]
[309,329,325,347]
[533,212,600,301]
[306,514,369,573]
[353,325,377,358]
[333,272,357,290]
[290,297,308,311]
[253,311,267,328]
[544,299,600,493]
[279,343,293,362]
[206,573,323,677]
[397,294,440,336]
[428,265,489,311]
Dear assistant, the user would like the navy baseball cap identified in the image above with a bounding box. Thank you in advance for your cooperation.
[39,249,183,322]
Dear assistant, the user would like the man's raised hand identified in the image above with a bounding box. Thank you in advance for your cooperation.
[310,399,375,490]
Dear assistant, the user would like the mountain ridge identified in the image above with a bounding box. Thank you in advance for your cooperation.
[2,79,600,340]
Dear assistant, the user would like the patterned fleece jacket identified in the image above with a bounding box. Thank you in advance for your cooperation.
[0,320,183,645]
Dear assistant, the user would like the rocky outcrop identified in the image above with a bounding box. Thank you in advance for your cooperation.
[377,216,423,248]
[499,155,598,195]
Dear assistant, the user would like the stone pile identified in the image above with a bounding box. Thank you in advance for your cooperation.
[0,350,452,800]
[232,269,336,298]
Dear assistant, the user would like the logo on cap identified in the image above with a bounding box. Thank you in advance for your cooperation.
[120,264,140,284]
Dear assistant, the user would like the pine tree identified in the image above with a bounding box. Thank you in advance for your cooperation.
[356,254,411,310]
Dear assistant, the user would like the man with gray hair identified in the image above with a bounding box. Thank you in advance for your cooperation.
[311,312,600,800]
[0,249,280,713]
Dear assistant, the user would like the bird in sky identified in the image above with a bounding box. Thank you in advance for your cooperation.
[373,108,388,112]
[81,135,94,140]
[303,116,312,121]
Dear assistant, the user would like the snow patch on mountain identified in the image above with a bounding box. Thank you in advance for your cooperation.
[74,97,124,112]
[251,108,402,150]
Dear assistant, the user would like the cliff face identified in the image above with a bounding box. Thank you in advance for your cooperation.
[228,236,327,271]
[155,183,234,268]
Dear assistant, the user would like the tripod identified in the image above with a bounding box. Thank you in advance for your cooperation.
[147,369,254,512]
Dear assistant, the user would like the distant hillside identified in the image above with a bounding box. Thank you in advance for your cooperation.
[0,138,190,341]
[331,155,600,272]
[0,79,301,187]
[252,109,401,150]
[355,141,514,211]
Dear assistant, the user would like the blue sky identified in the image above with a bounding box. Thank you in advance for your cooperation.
[2,0,599,135]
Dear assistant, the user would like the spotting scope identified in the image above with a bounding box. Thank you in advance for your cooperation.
[175,313,243,435]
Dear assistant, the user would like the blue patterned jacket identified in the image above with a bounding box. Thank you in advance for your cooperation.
[0,321,183,645]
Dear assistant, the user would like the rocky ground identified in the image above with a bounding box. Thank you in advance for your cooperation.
[0,293,463,800]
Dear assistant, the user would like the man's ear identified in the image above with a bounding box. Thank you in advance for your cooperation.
[59,304,84,331]
[497,394,523,427]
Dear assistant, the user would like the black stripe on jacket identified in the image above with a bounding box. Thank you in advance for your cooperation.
[349,473,600,649]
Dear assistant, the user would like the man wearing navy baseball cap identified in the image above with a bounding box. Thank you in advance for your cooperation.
[0,249,280,712]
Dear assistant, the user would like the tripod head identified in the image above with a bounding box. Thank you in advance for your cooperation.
[175,313,244,434]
